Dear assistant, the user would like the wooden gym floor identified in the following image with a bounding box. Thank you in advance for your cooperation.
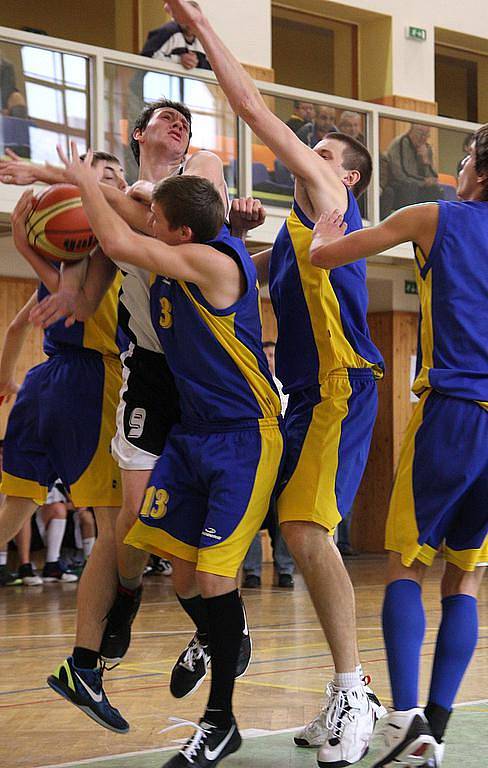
[0,556,486,768]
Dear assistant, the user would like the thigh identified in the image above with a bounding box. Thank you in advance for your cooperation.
[197,425,284,578]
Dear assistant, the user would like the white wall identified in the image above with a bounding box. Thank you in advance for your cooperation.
[204,0,272,69]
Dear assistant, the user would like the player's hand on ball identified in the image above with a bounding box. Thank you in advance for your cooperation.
[230,197,266,238]
[11,189,35,253]
[56,142,97,188]
[30,291,78,329]
[126,180,154,204]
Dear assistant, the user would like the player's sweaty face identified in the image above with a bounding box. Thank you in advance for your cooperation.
[147,108,191,153]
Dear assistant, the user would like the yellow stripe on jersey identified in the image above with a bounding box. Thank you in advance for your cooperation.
[83,272,123,358]
[177,281,281,420]
[412,247,434,395]
[287,209,380,378]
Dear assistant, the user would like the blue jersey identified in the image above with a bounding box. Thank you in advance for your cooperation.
[149,225,281,426]
[39,272,127,358]
[413,200,488,408]
[269,189,384,393]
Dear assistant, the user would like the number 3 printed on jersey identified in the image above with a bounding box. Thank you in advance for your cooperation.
[159,297,173,329]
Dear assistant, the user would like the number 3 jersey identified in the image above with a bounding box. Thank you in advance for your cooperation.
[149,225,281,427]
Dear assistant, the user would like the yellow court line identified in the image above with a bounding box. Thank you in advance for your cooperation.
[236,678,324,695]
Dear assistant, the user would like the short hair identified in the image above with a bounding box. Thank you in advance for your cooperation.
[326,131,372,199]
[473,124,488,201]
[152,175,224,243]
[80,150,122,166]
[130,98,192,165]
[339,110,361,122]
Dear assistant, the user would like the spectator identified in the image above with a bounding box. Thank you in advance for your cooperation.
[297,105,337,147]
[286,100,315,135]
[1,53,30,158]
[337,110,365,145]
[385,123,444,209]
[242,341,294,589]
[141,1,211,70]
[36,480,79,583]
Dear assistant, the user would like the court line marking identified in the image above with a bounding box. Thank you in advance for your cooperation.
[31,726,302,768]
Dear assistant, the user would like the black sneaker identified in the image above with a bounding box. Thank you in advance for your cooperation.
[18,562,43,586]
[47,656,129,733]
[242,574,260,588]
[0,564,21,586]
[278,573,294,589]
[170,634,211,699]
[161,718,241,767]
[43,561,78,583]
[100,583,143,663]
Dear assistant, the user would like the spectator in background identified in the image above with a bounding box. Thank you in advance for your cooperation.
[242,341,295,589]
[297,105,337,147]
[386,123,444,209]
[286,100,315,135]
[141,1,211,70]
[1,54,30,158]
[35,480,78,583]
[337,110,365,145]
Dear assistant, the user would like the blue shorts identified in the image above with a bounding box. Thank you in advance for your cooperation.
[125,418,284,577]
[0,351,122,507]
[278,371,378,533]
[387,390,488,571]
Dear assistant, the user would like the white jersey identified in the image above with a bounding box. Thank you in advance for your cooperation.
[114,154,230,353]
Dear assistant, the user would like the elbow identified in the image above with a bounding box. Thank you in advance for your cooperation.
[310,248,336,270]
[97,234,122,261]
[237,94,262,127]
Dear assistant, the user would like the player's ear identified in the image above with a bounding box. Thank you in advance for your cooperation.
[180,224,194,242]
[343,169,360,190]
[132,128,143,147]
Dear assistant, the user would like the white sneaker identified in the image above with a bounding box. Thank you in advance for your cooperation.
[18,563,43,586]
[317,683,375,766]
[372,709,437,768]
[420,740,444,767]
[294,677,386,748]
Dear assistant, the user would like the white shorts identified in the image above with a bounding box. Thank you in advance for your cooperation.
[111,343,180,472]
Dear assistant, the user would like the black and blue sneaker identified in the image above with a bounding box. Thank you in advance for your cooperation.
[47,656,129,733]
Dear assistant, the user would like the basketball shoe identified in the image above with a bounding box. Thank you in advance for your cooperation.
[170,600,252,698]
[42,560,78,582]
[100,583,143,663]
[371,709,437,768]
[47,656,129,733]
[160,717,241,767]
[317,682,376,765]
[18,562,43,586]
[0,565,21,586]
[294,676,387,747]
[421,741,445,767]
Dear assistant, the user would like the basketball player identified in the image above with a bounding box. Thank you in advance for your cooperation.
[0,151,129,733]
[163,3,385,764]
[60,146,283,767]
[308,125,488,768]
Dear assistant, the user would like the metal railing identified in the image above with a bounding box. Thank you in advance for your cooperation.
[0,25,480,255]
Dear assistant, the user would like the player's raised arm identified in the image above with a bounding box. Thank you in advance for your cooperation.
[310,203,439,269]
[164,0,345,210]
[0,291,38,403]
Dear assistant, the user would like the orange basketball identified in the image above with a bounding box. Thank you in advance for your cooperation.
[25,183,97,262]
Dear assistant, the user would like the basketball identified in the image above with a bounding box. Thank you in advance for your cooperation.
[25,183,97,262]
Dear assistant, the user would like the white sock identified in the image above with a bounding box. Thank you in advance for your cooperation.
[0,551,7,566]
[82,537,95,559]
[46,518,66,563]
[334,671,362,690]
[356,663,364,679]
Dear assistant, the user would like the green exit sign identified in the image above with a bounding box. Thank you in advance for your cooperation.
[407,26,427,41]
[405,280,418,295]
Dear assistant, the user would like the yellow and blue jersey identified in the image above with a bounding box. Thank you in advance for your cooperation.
[38,271,127,359]
[269,190,384,392]
[149,225,281,426]
[413,200,488,408]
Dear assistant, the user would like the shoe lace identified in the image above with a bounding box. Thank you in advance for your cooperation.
[325,684,359,740]
[159,717,211,762]
[181,636,206,672]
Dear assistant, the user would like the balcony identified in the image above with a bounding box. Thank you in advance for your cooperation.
[0,26,479,277]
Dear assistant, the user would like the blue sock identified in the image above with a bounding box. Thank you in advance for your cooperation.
[382,579,425,710]
[428,594,478,711]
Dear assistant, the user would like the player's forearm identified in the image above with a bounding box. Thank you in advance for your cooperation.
[79,249,117,315]
[0,300,35,381]
[16,242,60,293]
[100,183,152,234]
[194,17,268,129]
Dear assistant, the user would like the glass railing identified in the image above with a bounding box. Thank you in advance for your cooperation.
[0,26,481,249]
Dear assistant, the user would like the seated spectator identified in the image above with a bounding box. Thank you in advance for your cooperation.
[1,54,30,158]
[337,110,365,145]
[385,123,444,209]
[141,1,211,70]
[297,105,337,147]
[286,101,315,135]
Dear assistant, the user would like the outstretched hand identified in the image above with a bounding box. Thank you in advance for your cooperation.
[164,0,203,30]
[56,142,97,188]
[11,189,36,254]
[29,292,78,329]
[0,149,38,185]
[310,210,347,263]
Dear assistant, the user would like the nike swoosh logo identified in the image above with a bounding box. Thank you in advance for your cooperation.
[241,604,249,637]
[75,671,103,703]
[204,725,235,761]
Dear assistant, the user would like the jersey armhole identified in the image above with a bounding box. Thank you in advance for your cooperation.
[416,202,447,279]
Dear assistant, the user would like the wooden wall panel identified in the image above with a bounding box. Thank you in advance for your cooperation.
[0,278,44,438]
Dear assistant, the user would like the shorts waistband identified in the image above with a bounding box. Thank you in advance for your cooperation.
[180,415,281,434]
[47,347,102,359]
[328,368,376,381]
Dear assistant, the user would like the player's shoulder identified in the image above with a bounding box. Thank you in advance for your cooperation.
[186,149,223,169]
